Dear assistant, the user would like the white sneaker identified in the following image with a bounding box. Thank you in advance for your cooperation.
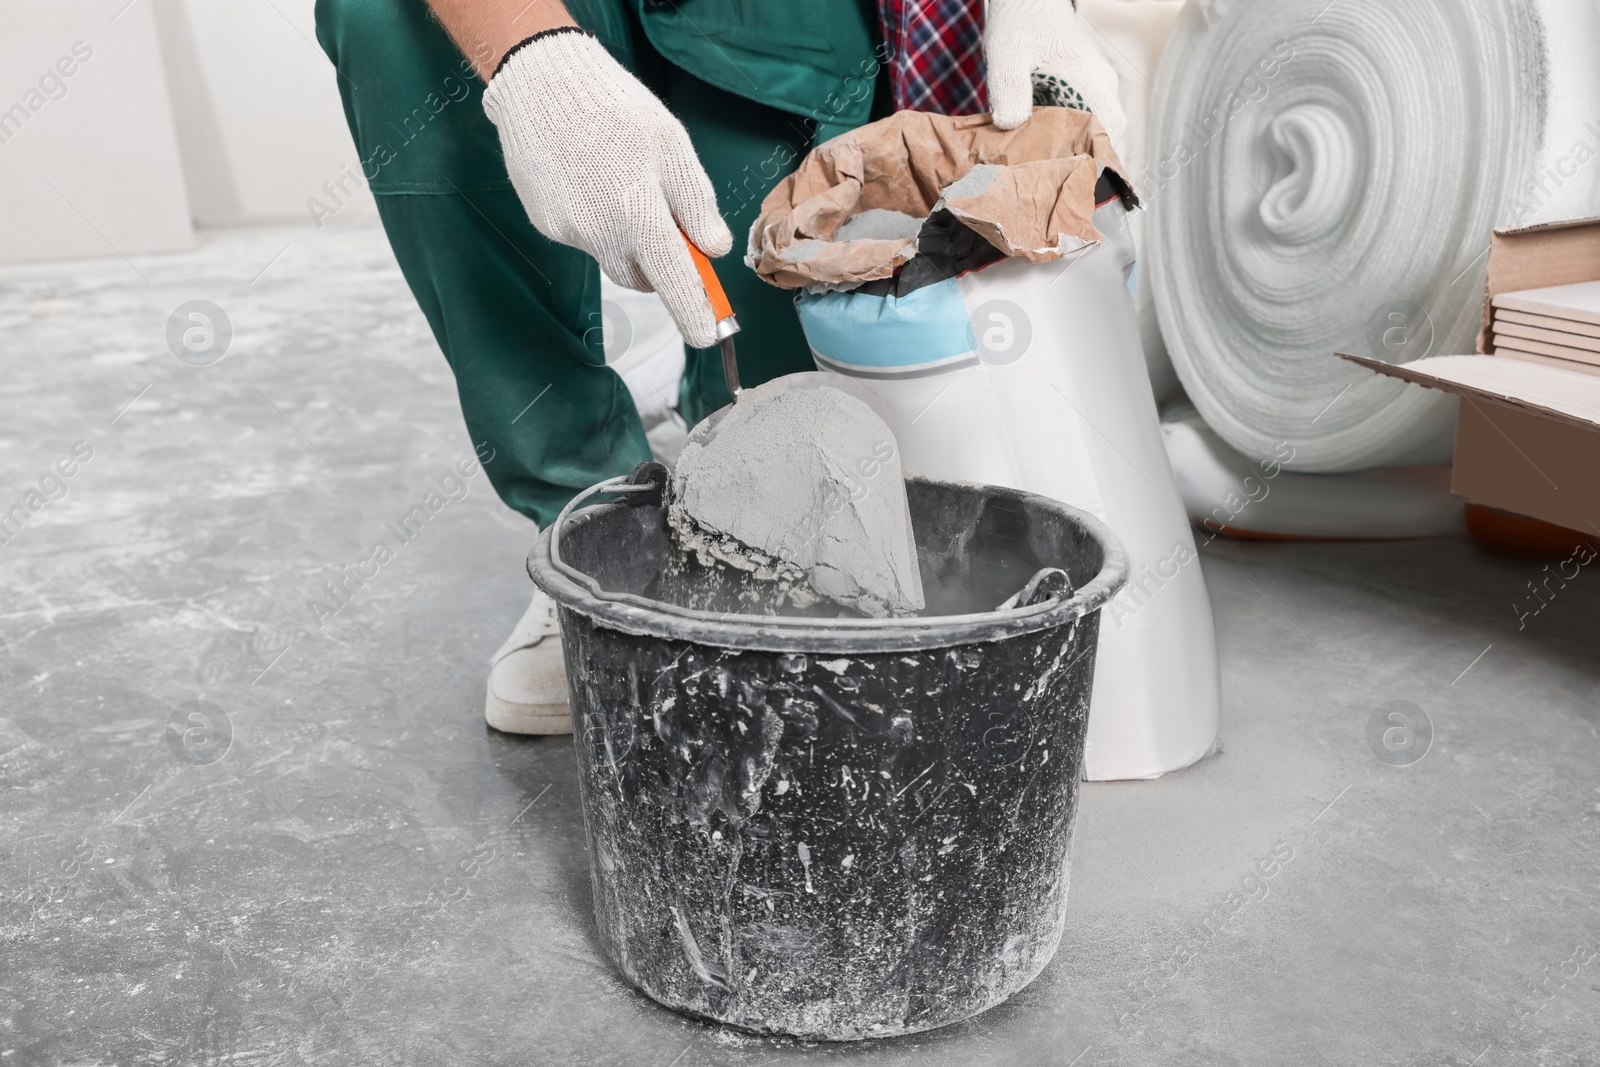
[484,588,571,734]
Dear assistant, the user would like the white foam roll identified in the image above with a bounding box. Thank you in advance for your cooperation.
[1147,0,1600,472]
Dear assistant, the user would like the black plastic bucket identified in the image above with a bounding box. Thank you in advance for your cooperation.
[528,471,1127,1040]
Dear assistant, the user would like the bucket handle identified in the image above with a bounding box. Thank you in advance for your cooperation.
[546,467,1081,631]
[548,472,662,577]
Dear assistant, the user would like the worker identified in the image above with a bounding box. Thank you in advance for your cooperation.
[315,0,1122,734]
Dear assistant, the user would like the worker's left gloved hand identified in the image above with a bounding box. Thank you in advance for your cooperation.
[985,0,1125,140]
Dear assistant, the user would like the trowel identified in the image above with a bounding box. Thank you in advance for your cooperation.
[684,231,746,414]
[670,234,925,618]
[677,233,896,446]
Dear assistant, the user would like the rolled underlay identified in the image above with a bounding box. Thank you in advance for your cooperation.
[1146,0,1600,472]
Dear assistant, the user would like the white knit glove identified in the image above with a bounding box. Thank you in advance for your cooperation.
[483,28,733,349]
[985,0,1126,141]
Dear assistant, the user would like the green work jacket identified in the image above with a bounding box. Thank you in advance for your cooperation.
[631,0,884,142]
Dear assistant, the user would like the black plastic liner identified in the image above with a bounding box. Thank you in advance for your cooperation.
[850,167,1138,300]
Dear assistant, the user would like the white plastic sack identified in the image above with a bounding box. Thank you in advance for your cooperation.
[796,200,1220,781]
[1160,401,1465,540]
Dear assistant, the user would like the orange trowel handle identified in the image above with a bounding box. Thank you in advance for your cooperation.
[680,229,741,399]
[680,230,735,325]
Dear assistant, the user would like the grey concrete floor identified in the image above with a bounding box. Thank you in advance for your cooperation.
[3,222,1598,1067]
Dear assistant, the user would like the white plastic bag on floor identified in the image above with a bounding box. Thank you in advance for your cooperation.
[1160,400,1465,540]
[749,110,1219,780]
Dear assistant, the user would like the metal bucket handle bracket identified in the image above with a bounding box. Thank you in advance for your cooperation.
[998,567,1073,610]
[621,461,669,508]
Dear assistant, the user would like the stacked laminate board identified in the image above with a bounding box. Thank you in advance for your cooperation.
[1490,281,1600,369]
[1341,215,1600,538]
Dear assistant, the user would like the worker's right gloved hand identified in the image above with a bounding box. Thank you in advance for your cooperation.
[483,28,734,349]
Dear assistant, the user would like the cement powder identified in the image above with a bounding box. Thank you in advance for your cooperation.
[937,166,997,201]
[835,208,925,242]
[669,380,925,619]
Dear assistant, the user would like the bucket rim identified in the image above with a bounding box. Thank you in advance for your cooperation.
[527,474,1129,654]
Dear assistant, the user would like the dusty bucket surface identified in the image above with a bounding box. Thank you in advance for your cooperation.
[528,472,1127,1040]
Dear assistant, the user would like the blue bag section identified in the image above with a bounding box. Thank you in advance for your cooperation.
[798,168,1137,377]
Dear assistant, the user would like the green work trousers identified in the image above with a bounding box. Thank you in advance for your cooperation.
[314,0,885,527]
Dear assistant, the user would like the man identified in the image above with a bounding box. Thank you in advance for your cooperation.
[315,0,1121,733]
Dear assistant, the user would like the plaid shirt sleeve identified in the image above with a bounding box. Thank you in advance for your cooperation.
[877,0,989,115]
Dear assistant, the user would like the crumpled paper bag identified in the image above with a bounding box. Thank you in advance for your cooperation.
[747,108,1134,291]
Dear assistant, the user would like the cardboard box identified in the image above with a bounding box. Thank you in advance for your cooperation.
[1341,215,1600,536]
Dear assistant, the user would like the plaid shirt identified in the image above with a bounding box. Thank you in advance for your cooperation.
[877,0,988,115]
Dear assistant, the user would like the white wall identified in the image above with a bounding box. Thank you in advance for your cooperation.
[0,0,194,263]
[152,0,374,228]
[0,0,372,264]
